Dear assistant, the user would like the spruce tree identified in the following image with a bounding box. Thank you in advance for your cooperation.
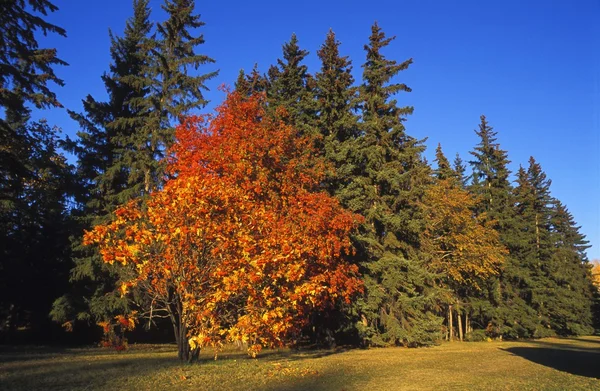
[125,0,218,195]
[234,64,268,97]
[467,116,536,338]
[548,200,595,335]
[514,157,594,336]
[266,34,316,136]
[351,23,441,346]
[314,29,360,195]
[51,0,153,329]
[0,0,73,339]
[433,143,454,180]
[453,153,468,188]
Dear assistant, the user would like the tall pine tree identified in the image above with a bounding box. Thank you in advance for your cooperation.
[0,0,73,340]
[51,0,153,330]
[266,34,316,136]
[125,0,218,195]
[351,23,441,346]
[314,29,360,196]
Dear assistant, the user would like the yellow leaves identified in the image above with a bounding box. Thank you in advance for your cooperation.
[592,260,600,290]
[248,344,262,358]
[422,179,506,290]
[61,321,73,332]
[82,91,363,354]
[120,282,129,296]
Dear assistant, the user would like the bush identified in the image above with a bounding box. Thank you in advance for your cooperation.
[465,329,487,342]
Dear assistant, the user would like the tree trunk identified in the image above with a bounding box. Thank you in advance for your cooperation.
[457,303,463,342]
[449,304,454,342]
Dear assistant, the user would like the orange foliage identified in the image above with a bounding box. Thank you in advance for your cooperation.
[421,179,506,291]
[84,92,362,356]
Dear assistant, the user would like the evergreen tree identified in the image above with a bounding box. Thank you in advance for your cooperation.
[351,23,441,346]
[51,0,153,329]
[468,115,512,223]
[125,0,218,195]
[0,0,73,340]
[234,64,268,97]
[266,34,316,136]
[314,29,360,195]
[513,158,594,336]
[548,200,595,335]
[453,153,468,188]
[433,143,454,180]
[466,116,536,338]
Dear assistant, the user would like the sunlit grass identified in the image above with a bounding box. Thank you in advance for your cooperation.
[1,337,599,390]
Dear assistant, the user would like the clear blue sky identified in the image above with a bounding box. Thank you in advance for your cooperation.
[39,0,599,259]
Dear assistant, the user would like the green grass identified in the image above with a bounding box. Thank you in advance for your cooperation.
[1,337,599,390]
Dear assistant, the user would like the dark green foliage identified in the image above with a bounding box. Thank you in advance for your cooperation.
[0,120,75,340]
[124,0,218,195]
[266,34,316,136]
[0,0,67,115]
[51,0,153,329]
[468,115,512,223]
[0,0,73,340]
[512,159,594,336]
[453,153,468,188]
[466,117,537,339]
[350,23,441,346]
[235,64,268,97]
[52,0,218,332]
[314,29,360,195]
[433,144,454,181]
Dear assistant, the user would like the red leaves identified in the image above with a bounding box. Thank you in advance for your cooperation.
[85,91,362,356]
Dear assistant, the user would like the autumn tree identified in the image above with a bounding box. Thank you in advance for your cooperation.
[84,92,363,361]
[592,260,600,290]
[421,175,506,341]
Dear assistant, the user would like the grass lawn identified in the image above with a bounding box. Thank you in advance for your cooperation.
[1,336,599,390]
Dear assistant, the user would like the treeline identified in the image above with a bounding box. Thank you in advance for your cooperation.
[1,0,598,349]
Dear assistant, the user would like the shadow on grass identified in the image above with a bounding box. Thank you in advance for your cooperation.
[1,351,180,390]
[195,345,352,364]
[1,345,363,391]
[503,345,600,379]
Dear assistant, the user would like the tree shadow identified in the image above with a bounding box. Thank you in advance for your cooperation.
[195,345,352,364]
[2,353,180,390]
[503,345,600,379]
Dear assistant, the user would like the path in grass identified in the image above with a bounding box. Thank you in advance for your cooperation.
[1,337,599,390]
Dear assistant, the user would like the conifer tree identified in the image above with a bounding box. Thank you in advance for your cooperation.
[513,158,594,336]
[125,0,218,195]
[51,0,153,329]
[433,144,454,180]
[314,29,360,195]
[453,153,468,188]
[266,34,316,136]
[467,116,535,338]
[469,115,512,222]
[0,0,72,339]
[548,201,595,335]
[234,64,268,97]
[351,23,441,346]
